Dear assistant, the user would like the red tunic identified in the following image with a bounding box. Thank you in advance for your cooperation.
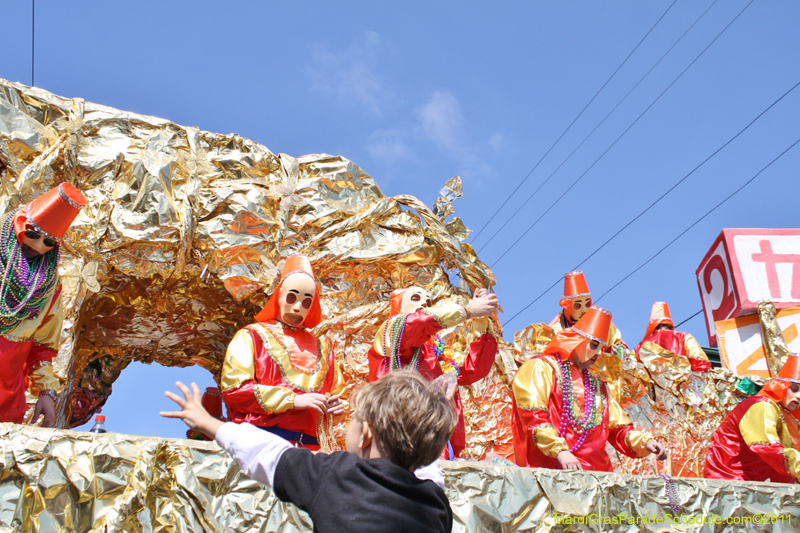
[0,284,62,424]
[511,355,650,471]
[367,309,498,458]
[703,395,799,483]
[634,330,711,372]
[221,321,339,441]
[0,338,55,423]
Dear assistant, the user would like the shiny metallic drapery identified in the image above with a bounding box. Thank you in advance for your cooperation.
[0,78,769,482]
[1,424,797,533]
[0,79,498,444]
[757,299,790,376]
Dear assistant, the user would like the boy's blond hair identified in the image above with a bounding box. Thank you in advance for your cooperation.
[350,370,457,471]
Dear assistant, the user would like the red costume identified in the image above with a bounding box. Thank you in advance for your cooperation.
[634,302,711,372]
[368,289,498,458]
[703,354,800,483]
[512,306,655,471]
[0,183,85,424]
[220,254,343,448]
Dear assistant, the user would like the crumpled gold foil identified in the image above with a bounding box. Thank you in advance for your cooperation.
[0,79,775,491]
[3,423,797,533]
[758,299,790,376]
[0,80,498,449]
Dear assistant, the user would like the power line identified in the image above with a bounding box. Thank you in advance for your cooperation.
[675,310,703,328]
[595,136,800,302]
[31,0,35,87]
[477,0,720,255]
[571,80,800,271]
[468,0,679,246]
[489,0,755,269]
[503,115,800,327]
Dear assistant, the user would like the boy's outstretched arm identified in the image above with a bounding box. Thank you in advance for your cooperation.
[161,381,225,439]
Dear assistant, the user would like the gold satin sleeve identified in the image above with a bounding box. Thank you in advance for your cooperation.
[609,393,652,457]
[512,358,569,457]
[739,399,800,479]
[423,301,465,328]
[254,384,296,414]
[28,361,60,396]
[220,329,258,393]
[220,328,297,413]
[739,400,788,447]
[684,334,709,361]
[1,286,63,352]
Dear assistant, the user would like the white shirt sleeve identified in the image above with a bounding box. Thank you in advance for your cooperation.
[215,422,292,487]
[413,460,446,489]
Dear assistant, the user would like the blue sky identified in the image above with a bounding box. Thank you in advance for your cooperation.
[4,1,799,437]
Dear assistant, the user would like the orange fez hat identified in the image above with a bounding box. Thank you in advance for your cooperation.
[254,253,323,328]
[642,301,674,342]
[544,306,612,362]
[13,183,86,242]
[559,270,591,309]
[760,353,800,418]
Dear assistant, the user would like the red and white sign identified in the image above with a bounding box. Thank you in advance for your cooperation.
[696,229,800,346]
[715,306,800,378]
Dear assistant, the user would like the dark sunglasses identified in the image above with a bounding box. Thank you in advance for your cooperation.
[24,229,60,247]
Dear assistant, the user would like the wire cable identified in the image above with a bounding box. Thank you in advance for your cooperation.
[595,136,800,302]
[489,0,755,269]
[571,79,800,271]
[468,0,679,245]
[31,0,35,87]
[501,78,798,326]
[477,0,720,254]
[503,134,800,327]
[674,310,703,328]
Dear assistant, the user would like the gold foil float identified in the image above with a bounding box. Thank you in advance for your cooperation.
[2,424,798,533]
[0,77,775,485]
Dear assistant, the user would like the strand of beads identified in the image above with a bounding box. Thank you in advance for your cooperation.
[434,335,460,376]
[0,213,60,333]
[659,474,681,515]
[557,358,601,453]
[382,314,423,372]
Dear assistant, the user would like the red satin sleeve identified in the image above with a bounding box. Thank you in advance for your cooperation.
[397,311,445,351]
[457,333,498,386]
[689,358,712,372]
[749,443,793,478]
[607,425,638,458]
[24,344,56,372]
[222,381,268,416]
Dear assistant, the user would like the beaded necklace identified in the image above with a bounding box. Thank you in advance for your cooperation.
[435,336,460,376]
[383,314,423,371]
[557,357,602,452]
[0,211,60,335]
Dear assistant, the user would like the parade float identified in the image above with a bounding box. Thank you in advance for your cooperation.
[0,79,797,532]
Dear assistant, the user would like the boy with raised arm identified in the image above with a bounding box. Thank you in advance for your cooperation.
[162,370,456,533]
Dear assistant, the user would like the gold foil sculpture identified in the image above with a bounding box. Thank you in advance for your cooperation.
[0,79,502,455]
[757,299,791,376]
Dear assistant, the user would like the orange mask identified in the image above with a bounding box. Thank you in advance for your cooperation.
[760,353,800,419]
[255,254,322,328]
[558,271,592,325]
[389,286,431,315]
[545,306,612,363]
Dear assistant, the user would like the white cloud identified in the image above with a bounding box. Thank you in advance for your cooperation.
[307,31,389,117]
[488,132,504,152]
[365,129,413,161]
[416,89,465,153]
